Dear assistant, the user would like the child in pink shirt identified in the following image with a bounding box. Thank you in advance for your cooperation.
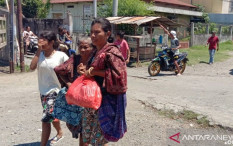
[114,31,130,64]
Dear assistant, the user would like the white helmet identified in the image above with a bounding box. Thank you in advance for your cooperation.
[170,30,176,37]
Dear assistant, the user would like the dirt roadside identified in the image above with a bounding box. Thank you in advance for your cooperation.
[0,56,233,146]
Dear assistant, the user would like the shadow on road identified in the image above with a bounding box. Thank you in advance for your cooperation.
[230,69,233,75]
[146,73,174,78]
[199,61,209,64]
[14,142,40,146]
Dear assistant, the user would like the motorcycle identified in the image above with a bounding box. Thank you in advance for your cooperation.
[28,36,38,54]
[148,45,189,76]
[58,40,76,57]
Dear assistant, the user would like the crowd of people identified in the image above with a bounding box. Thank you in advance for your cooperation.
[28,17,219,146]
[30,18,129,146]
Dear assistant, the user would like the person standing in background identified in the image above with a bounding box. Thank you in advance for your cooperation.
[23,26,36,54]
[206,31,219,65]
[114,31,130,64]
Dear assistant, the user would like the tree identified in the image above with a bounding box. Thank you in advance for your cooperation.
[194,4,210,23]
[22,0,50,18]
[37,0,50,18]
[98,0,154,17]
[0,0,6,7]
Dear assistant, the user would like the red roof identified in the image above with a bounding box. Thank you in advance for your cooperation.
[50,0,94,3]
[153,0,196,8]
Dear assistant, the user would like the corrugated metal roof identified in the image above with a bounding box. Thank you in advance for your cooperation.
[150,6,203,16]
[106,17,180,27]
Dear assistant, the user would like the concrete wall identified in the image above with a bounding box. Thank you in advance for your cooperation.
[221,35,233,42]
[193,34,232,46]
[192,0,218,13]
[222,1,231,14]
[191,22,233,46]
[173,0,232,14]
[193,34,210,46]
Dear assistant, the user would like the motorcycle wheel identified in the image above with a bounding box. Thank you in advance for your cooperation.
[32,47,38,54]
[175,60,186,74]
[148,62,160,76]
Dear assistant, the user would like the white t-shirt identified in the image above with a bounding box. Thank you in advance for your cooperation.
[38,51,69,95]
[23,31,34,38]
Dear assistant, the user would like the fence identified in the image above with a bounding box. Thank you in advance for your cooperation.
[23,18,79,51]
[0,8,9,65]
[23,18,64,36]
[0,16,7,49]
[190,22,233,46]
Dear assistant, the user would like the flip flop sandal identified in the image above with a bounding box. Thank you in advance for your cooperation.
[50,135,64,145]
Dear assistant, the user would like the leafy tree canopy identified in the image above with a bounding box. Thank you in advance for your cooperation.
[194,4,210,23]
[0,0,6,7]
[98,0,154,17]
[22,0,50,18]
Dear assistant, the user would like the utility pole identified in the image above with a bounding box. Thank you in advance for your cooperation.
[93,0,97,18]
[113,0,118,17]
[10,0,14,73]
[17,0,25,72]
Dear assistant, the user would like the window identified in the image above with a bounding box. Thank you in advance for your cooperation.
[229,1,233,13]
[53,13,63,19]
[67,5,74,8]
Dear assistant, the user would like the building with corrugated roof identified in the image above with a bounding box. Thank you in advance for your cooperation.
[144,0,203,38]
[45,0,98,33]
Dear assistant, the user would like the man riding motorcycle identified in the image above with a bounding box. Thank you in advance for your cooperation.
[23,26,36,54]
[159,24,182,76]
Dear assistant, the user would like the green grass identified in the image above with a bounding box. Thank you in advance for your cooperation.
[180,36,190,41]
[129,41,233,67]
[180,41,233,65]
[158,109,211,127]
[15,65,31,72]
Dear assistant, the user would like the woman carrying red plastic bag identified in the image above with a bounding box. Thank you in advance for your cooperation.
[77,18,127,146]
[54,36,94,145]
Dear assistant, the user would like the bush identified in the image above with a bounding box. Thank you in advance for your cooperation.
[194,23,206,35]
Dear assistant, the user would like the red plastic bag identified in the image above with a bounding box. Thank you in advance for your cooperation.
[66,75,102,110]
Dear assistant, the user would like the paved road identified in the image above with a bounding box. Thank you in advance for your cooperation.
[127,57,233,128]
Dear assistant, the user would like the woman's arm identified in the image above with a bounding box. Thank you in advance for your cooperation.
[91,69,105,77]
[126,49,130,64]
[65,33,72,41]
[59,75,72,88]
[159,24,174,39]
[82,67,105,78]
[30,49,41,70]
[57,34,63,44]
[30,39,46,70]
